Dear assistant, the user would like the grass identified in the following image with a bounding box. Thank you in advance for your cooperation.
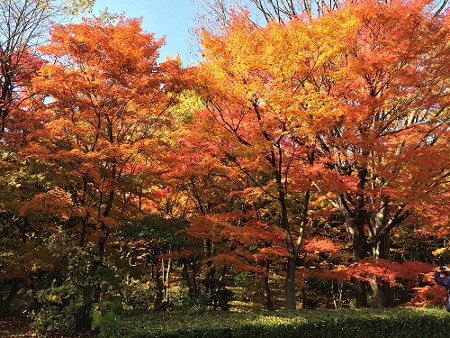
[99,307,450,338]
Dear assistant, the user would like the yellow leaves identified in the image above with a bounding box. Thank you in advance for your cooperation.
[47,294,62,304]
[432,247,448,256]
[62,0,95,15]
[37,0,50,10]
[199,9,363,140]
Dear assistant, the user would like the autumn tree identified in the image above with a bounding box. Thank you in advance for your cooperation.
[156,89,284,310]
[195,15,337,309]
[195,0,449,309]
[16,18,182,323]
[160,110,245,307]
[0,0,96,139]
[0,0,99,317]
[306,0,450,307]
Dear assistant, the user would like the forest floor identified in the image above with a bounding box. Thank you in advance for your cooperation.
[0,317,37,337]
[0,317,96,337]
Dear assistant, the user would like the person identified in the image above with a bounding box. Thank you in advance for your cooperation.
[434,266,450,312]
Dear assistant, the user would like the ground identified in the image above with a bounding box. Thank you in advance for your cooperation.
[0,317,37,337]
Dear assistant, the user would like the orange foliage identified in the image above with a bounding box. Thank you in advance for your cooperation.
[20,17,182,249]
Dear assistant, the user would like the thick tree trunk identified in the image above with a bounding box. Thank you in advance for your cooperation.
[370,234,394,307]
[350,222,369,307]
[353,279,368,308]
[383,282,394,306]
[369,279,387,307]
[284,256,296,310]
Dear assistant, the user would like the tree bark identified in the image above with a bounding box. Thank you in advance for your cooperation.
[370,233,394,307]
[182,259,192,294]
[347,220,369,307]
[353,278,368,308]
[263,262,274,311]
[284,256,296,310]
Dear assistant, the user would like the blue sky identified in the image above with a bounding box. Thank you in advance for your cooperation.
[91,0,204,64]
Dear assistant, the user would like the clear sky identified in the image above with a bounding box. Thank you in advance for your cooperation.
[91,0,204,65]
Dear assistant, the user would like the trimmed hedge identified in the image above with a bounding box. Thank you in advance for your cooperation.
[99,307,450,338]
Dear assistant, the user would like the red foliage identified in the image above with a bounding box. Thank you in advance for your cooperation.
[321,259,432,286]
[304,237,339,254]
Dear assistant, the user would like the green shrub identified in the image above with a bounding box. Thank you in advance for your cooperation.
[98,307,450,338]
[31,240,124,334]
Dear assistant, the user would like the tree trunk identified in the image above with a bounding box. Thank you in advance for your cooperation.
[263,262,274,311]
[301,286,307,309]
[370,233,394,307]
[353,278,368,308]
[369,279,387,307]
[164,257,171,302]
[284,256,296,310]
[0,280,21,317]
[350,222,369,307]
[192,259,199,295]
[182,259,192,295]
[155,260,164,309]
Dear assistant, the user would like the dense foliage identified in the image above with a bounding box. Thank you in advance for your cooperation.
[0,0,449,334]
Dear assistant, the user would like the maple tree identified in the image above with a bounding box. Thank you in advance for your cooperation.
[161,91,293,310]
[0,0,98,317]
[11,18,183,323]
[305,0,450,306]
[194,0,450,308]
[195,14,331,310]
[201,0,340,26]
[0,0,96,139]
[160,113,251,308]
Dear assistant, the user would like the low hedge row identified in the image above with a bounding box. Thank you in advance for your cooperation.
[99,307,450,338]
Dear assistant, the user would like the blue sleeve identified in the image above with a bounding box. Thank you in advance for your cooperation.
[435,271,450,288]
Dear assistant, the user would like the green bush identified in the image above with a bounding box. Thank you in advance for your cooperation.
[169,286,211,310]
[31,245,99,333]
[98,307,450,338]
[31,240,124,334]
